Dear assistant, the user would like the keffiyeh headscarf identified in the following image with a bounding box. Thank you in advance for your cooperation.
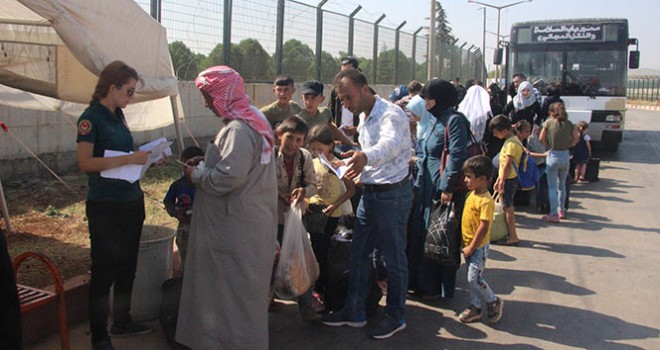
[195,66,274,164]
[513,81,536,111]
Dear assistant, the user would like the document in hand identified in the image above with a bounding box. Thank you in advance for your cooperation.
[318,153,348,179]
[100,138,173,183]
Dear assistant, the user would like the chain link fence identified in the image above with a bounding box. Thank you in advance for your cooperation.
[136,0,484,85]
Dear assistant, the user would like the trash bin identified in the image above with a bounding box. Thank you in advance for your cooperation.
[131,224,176,321]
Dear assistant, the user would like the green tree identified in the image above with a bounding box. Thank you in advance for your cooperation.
[435,1,455,44]
[376,48,413,85]
[168,41,200,81]
[202,43,242,70]
[235,39,273,82]
[317,51,339,84]
[280,39,315,83]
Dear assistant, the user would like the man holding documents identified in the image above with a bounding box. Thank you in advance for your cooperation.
[321,69,413,340]
[76,61,155,350]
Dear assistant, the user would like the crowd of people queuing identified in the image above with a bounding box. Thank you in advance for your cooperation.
[66,57,589,350]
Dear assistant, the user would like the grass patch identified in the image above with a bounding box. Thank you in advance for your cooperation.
[5,159,184,287]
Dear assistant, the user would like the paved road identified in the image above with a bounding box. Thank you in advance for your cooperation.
[29,109,660,349]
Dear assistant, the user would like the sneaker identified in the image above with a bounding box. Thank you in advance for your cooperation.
[109,321,154,338]
[542,214,560,223]
[92,339,115,350]
[558,210,567,219]
[321,309,367,328]
[458,305,482,323]
[300,305,322,321]
[486,298,504,323]
[370,315,406,339]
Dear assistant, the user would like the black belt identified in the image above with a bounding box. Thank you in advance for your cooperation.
[362,176,409,193]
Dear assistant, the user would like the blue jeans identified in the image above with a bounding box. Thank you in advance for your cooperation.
[466,245,497,309]
[546,150,570,216]
[345,183,413,322]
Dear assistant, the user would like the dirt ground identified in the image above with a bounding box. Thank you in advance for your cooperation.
[3,164,179,288]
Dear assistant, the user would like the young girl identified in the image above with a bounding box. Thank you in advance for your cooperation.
[305,125,355,299]
[573,121,592,183]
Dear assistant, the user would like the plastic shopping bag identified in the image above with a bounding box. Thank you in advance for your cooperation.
[274,202,319,299]
[490,192,508,242]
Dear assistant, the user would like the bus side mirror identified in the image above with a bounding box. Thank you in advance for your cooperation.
[629,51,640,69]
[493,48,503,65]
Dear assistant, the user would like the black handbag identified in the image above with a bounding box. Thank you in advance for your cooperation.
[423,201,459,268]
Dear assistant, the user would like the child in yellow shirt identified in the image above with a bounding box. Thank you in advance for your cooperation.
[458,155,503,324]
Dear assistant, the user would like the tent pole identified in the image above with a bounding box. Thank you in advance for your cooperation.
[0,179,11,234]
[170,95,185,155]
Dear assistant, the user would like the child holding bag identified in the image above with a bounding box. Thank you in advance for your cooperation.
[306,125,355,299]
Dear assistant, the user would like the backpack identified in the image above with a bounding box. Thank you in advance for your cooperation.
[513,149,540,190]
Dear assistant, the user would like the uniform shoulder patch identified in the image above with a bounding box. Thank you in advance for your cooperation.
[77,119,92,135]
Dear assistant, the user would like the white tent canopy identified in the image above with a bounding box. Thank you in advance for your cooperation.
[0,0,186,232]
[0,0,178,103]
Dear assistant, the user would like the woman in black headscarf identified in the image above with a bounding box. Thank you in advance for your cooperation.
[407,79,469,299]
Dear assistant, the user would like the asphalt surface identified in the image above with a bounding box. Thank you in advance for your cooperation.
[28,109,660,350]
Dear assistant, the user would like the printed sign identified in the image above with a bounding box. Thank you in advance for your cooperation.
[532,24,602,42]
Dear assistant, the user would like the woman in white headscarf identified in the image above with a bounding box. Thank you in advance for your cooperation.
[504,81,541,126]
[458,85,492,143]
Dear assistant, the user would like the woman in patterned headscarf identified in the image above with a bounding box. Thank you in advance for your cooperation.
[176,66,277,350]
[504,81,542,126]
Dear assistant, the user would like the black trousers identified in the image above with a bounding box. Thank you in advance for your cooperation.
[0,228,22,350]
[86,197,145,344]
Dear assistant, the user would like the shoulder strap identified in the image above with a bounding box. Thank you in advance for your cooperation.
[298,149,305,188]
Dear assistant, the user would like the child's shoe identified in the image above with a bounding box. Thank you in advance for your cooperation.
[311,292,325,313]
[542,214,560,223]
[458,305,482,323]
[558,210,567,219]
[486,298,504,323]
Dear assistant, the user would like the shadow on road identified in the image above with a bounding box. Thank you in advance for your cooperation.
[521,240,626,259]
[497,300,660,350]
[487,268,595,296]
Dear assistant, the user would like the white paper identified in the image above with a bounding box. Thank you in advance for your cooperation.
[100,150,143,183]
[100,138,173,183]
[318,153,347,179]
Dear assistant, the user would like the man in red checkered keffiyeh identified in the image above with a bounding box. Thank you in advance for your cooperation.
[195,66,274,163]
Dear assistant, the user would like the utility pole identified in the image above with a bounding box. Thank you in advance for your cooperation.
[428,0,436,80]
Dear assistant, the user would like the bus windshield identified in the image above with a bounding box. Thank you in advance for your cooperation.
[513,49,627,97]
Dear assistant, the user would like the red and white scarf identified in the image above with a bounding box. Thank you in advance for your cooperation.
[195,66,274,164]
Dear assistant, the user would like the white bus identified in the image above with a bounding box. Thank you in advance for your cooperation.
[508,18,639,151]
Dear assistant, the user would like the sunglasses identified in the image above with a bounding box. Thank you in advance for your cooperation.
[126,87,135,97]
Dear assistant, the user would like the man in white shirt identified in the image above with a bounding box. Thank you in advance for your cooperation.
[321,69,413,340]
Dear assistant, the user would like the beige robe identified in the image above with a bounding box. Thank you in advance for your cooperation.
[176,118,277,349]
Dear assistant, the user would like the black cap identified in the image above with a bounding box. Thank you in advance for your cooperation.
[340,56,359,69]
[301,80,324,96]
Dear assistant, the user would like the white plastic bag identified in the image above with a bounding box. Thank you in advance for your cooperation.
[274,202,319,299]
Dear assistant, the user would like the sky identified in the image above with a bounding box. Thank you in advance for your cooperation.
[315,0,660,72]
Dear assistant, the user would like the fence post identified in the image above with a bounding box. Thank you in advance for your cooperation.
[315,1,329,81]
[347,6,362,57]
[372,14,386,84]
[150,0,161,22]
[223,0,232,66]
[411,27,423,82]
[393,21,406,85]
[275,0,285,75]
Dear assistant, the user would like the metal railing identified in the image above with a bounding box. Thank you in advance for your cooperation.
[628,76,660,102]
[136,0,484,85]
